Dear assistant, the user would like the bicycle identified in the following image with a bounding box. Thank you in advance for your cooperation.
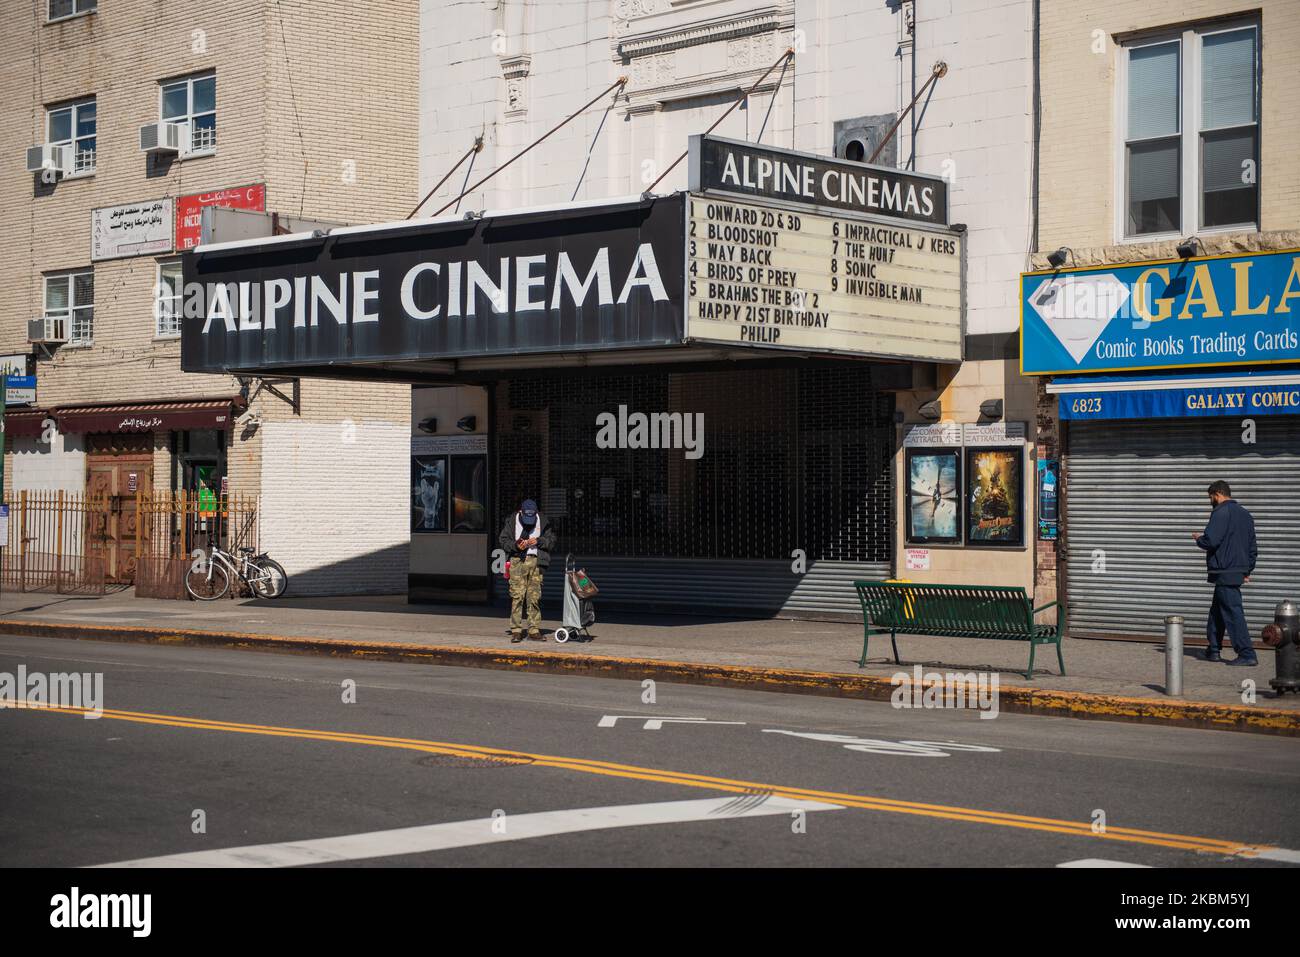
[184,544,288,601]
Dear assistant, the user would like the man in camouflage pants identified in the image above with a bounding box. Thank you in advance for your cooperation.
[498,498,556,642]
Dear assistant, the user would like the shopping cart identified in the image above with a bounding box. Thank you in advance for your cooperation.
[553,554,597,643]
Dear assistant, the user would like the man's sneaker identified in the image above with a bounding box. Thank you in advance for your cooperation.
[1201,650,1222,662]
[527,630,545,641]
[1225,655,1258,667]
[510,630,524,643]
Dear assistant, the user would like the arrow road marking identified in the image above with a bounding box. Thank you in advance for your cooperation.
[93,796,843,868]
[762,729,1000,757]
[598,715,747,730]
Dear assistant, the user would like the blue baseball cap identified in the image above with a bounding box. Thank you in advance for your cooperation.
[520,499,538,519]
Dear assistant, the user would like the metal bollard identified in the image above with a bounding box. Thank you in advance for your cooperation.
[1164,615,1184,696]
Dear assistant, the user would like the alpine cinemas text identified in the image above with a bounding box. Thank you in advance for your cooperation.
[192,243,669,333]
[714,147,939,221]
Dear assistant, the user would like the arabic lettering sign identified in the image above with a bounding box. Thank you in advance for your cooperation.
[91,199,174,261]
[1021,249,1300,375]
[176,184,266,251]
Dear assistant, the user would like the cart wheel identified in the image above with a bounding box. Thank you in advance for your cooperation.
[554,628,570,643]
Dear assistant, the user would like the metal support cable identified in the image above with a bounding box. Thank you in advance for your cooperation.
[869,60,947,165]
[434,76,629,217]
[407,138,484,219]
[645,48,795,196]
[454,141,481,215]
[572,85,622,201]
[755,51,791,145]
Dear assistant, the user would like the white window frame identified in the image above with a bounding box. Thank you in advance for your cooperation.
[1114,19,1260,244]
[44,270,94,346]
[155,260,183,338]
[46,98,97,176]
[159,72,216,157]
[47,0,96,23]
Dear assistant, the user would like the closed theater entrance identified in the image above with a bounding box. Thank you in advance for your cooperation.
[490,363,896,616]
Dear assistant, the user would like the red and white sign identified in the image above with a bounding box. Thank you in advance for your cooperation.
[904,548,931,571]
[175,183,266,251]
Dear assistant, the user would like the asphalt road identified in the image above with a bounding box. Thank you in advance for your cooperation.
[2,634,1297,868]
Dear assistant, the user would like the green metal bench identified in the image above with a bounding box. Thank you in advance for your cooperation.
[853,581,1065,680]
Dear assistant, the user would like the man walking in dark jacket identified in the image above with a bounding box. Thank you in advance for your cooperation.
[1192,481,1258,666]
[498,498,556,642]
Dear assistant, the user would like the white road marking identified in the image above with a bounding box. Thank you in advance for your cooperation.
[1254,847,1300,864]
[598,715,747,730]
[93,796,843,868]
[762,729,1000,757]
[1057,859,1152,868]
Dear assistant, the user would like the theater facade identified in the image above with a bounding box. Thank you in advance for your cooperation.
[181,136,1039,617]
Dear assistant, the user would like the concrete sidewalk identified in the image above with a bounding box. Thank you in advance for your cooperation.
[0,588,1287,716]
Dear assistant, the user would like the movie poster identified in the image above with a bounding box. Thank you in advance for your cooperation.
[965,448,1023,546]
[411,456,447,532]
[450,456,487,533]
[906,449,961,544]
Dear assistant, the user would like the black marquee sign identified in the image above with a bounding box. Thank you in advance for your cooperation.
[180,194,686,375]
[688,134,949,227]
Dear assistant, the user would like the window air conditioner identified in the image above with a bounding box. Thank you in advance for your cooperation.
[139,121,186,154]
[28,316,68,344]
[26,143,70,176]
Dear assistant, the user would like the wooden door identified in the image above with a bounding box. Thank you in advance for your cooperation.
[86,456,153,583]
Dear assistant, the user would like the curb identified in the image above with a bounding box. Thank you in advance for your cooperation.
[1,617,1294,737]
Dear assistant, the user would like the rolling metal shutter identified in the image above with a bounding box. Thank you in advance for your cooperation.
[493,557,888,619]
[1065,417,1300,640]
[492,364,895,618]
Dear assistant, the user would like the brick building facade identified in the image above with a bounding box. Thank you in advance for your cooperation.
[0,0,419,594]
[1027,0,1300,639]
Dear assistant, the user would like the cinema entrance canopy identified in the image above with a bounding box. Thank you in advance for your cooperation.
[179,139,966,618]
[180,137,964,382]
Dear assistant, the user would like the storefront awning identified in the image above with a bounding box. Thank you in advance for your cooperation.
[1047,370,1300,421]
[54,398,243,434]
[3,409,51,438]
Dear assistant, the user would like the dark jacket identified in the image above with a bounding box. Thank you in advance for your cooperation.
[498,512,557,568]
[1196,498,1257,586]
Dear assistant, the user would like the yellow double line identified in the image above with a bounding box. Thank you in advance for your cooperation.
[8,700,1269,858]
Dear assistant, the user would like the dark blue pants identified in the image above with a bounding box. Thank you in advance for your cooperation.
[1207,582,1254,660]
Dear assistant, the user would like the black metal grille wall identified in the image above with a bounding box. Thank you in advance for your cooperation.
[492,364,895,616]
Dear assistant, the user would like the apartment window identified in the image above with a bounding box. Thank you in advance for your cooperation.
[155,261,183,337]
[47,99,96,175]
[45,271,94,345]
[1121,22,1259,239]
[48,0,96,21]
[161,73,216,155]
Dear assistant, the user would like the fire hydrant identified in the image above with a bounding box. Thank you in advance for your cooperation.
[1262,599,1300,695]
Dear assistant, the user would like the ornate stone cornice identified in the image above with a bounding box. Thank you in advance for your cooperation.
[615,7,790,60]
[499,53,531,80]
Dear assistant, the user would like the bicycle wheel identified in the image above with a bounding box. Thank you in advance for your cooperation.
[251,557,288,599]
[185,560,230,601]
